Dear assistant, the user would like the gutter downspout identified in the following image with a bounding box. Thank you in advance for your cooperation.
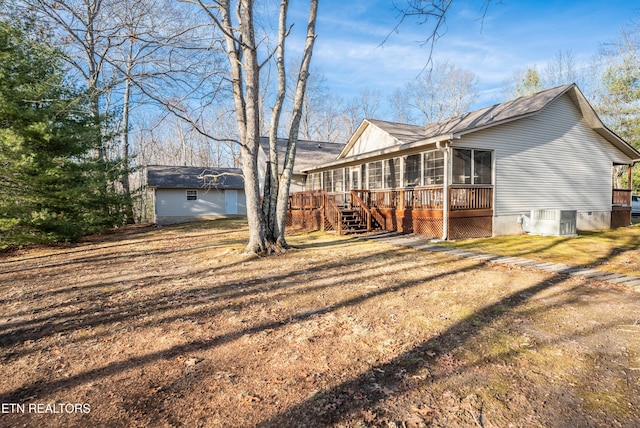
[437,140,452,240]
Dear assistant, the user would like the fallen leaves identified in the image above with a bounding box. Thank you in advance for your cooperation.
[1,221,640,427]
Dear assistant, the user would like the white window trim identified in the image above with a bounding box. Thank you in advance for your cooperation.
[451,148,494,185]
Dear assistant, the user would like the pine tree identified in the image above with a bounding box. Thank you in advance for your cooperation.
[0,20,126,247]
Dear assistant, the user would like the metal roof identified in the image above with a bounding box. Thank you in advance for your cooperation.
[326,84,640,167]
[146,165,244,189]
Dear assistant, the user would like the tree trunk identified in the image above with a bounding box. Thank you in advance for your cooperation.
[218,0,269,253]
[214,0,318,254]
[263,0,289,246]
[121,40,135,223]
[275,0,318,246]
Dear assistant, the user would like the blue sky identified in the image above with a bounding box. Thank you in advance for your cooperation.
[292,0,639,109]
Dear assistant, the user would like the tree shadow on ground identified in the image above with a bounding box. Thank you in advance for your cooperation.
[253,243,637,427]
[0,243,481,405]
[0,227,637,427]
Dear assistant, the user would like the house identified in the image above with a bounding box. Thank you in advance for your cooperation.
[289,84,640,239]
[146,165,246,225]
[258,137,345,192]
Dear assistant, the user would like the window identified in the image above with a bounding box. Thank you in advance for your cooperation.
[385,158,400,188]
[474,150,492,184]
[452,149,472,184]
[322,170,333,192]
[350,167,360,190]
[452,149,492,185]
[424,151,444,185]
[186,190,198,201]
[309,172,321,190]
[367,161,383,189]
[333,168,345,192]
[404,154,421,187]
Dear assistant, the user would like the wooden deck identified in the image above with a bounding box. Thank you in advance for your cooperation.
[612,189,632,228]
[288,187,633,237]
[288,186,494,239]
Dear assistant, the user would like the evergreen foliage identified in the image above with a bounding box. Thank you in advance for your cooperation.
[0,20,127,247]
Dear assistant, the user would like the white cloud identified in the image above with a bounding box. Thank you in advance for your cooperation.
[292,0,638,110]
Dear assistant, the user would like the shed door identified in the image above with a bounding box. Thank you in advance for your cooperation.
[225,190,238,215]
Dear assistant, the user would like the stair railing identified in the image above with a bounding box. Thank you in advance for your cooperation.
[349,190,372,232]
[324,193,343,235]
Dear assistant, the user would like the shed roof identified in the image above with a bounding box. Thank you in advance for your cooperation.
[147,165,244,189]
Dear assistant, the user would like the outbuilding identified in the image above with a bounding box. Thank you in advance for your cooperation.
[147,165,246,225]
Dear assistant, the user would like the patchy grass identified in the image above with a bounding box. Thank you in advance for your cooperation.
[1,220,640,427]
[440,224,640,276]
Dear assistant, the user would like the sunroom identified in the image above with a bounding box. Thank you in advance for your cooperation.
[290,144,494,240]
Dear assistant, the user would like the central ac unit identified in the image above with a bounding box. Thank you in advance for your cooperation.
[527,209,577,236]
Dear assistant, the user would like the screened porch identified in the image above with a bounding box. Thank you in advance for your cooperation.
[288,147,495,239]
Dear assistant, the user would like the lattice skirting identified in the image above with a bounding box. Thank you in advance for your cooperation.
[373,208,491,239]
[448,216,492,239]
[287,209,323,232]
[372,208,443,238]
[611,207,631,228]
[413,217,444,238]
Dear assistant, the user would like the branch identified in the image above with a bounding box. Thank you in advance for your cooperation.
[386,0,492,67]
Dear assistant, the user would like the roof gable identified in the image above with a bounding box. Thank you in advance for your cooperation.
[147,165,244,189]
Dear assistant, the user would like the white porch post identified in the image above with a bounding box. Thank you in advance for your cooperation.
[437,140,451,240]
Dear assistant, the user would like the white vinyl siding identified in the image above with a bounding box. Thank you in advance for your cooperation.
[349,124,399,156]
[155,188,246,220]
[458,95,629,215]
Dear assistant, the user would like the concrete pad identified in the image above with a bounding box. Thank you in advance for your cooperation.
[566,269,608,278]
[596,273,629,281]
[607,275,640,283]
[538,264,572,273]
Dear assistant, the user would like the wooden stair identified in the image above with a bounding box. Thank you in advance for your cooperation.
[340,208,378,234]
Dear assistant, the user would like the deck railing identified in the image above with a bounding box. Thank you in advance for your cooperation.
[288,190,325,210]
[612,188,632,206]
[351,186,492,211]
[287,186,493,235]
[449,186,493,210]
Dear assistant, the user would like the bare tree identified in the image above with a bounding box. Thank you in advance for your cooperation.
[544,50,579,87]
[404,60,478,124]
[6,0,120,156]
[4,0,217,223]
[184,0,318,253]
[342,89,383,135]
[503,50,583,100]
[283,63,346,143]
[388,87,414,124]
[597,27,640,144]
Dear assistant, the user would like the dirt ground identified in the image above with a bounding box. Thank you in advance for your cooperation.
[1,220,640,427]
